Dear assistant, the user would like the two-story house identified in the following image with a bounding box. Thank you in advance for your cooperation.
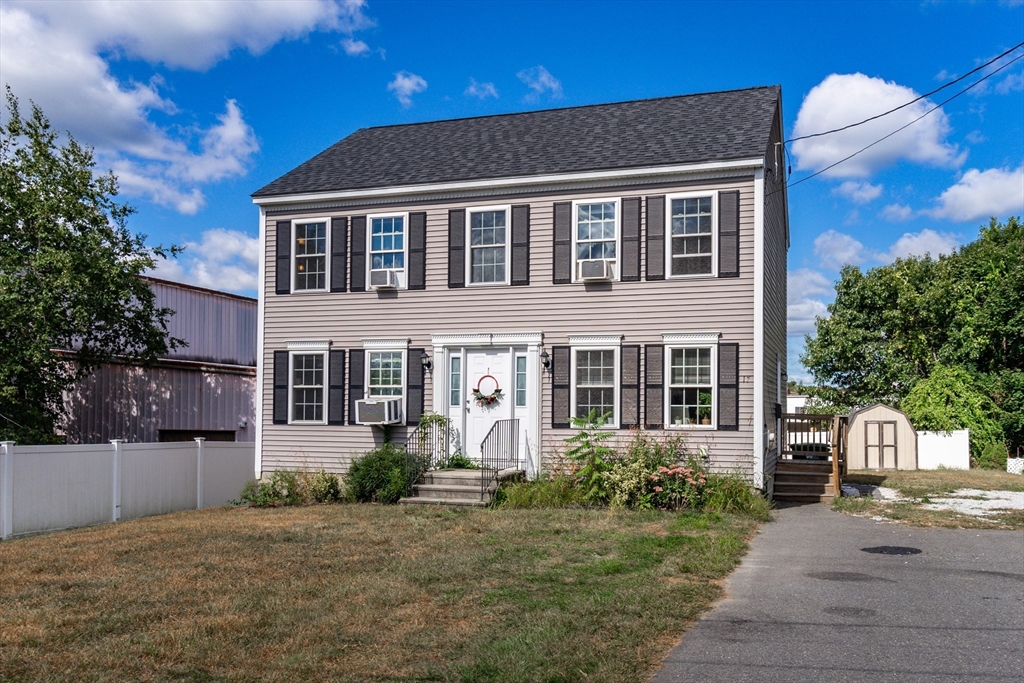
[251,85,788,491]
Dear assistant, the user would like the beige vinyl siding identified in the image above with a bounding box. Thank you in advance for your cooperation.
[260,177,758,476]
[761,103,790,485]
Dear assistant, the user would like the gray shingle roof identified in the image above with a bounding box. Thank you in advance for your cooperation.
[253,85,780,198]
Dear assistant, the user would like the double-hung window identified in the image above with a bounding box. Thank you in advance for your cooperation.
[290,352,326,423]
[468,206,509,285]
[570,335,621,427]
[573,199,619,281]
[293,220,328,291]
[368,351,404,398]
[664,333,719,428]
[368,213,407,287]
[667,193,715,277]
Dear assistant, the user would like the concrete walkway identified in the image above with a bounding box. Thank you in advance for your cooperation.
[652,504,1024,683]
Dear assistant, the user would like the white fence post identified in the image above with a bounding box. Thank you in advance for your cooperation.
[110,439,122,522]
[195,437,205,510]
[1,441,14,540]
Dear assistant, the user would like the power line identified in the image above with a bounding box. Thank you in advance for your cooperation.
[773,52,1024,197]
[785,41,1024,144]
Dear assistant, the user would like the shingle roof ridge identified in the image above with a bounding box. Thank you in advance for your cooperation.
[355,84,781,133]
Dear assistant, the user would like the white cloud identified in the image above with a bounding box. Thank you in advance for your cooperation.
[517,66,563,101]
[833,180,883,204]
[148,228,260,294]
[996,70,1024,94]
[965,130,987,144]
[813,230,867,269]
[880,203,914,222]
[792,73,964,178]
[465,78,498,99]
[0,0,368,213]
[924,165,1024,222]
[387,71,427,107]
[787,269,833,337]
[881,229,959,261]
[342,38,370,56]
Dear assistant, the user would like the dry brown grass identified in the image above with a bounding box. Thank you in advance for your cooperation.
[0,504,759,683]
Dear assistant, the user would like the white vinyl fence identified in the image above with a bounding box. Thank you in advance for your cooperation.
[0,439,254,540]
[917,429,970,470]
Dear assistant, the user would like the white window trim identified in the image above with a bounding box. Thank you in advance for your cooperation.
[288,349,328,425]
[290,217,331,294]
[366,211,410,290]
[465,204,512,287]
[362,338,410,406]
[665,190,718,279]
[571,197,621,283]
[663,336,719,430]
[569,334,622,428]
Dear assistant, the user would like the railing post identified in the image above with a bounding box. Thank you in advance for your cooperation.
[1,441,14,540]
[831,416,841,497]
[195,437,205,510]
[110,439,122,522]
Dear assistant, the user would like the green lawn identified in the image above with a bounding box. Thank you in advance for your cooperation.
[0,504,761,682]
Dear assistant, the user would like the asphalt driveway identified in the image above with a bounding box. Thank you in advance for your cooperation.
[652,503,1024,683]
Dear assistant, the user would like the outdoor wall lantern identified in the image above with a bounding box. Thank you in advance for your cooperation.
[540,349,551,370]
[420,350,432,371]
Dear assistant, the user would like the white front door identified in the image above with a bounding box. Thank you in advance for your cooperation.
[463,348,514,460]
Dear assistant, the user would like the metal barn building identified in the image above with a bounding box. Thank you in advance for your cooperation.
[61,278,257,444]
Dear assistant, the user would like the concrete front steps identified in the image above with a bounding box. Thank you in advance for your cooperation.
[773,460,836,503]
[399,467,526,507]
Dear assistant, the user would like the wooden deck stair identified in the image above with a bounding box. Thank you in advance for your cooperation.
[773,460,836,503]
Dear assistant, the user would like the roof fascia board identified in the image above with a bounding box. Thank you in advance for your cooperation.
[253,158,765,208]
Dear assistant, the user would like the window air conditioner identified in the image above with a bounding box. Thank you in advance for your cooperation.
[579,259,612,281]
[354,398,402,425]
[369,269,399,289]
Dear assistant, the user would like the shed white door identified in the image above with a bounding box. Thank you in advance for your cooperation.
[463,349,514,460]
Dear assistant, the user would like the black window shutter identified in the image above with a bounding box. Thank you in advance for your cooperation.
[645,196,665,281]
[718,343,740,430]
[552,202,572,284]
[348,349,365,424]
[718,191,740,278]
[275,221,291,295]
[273,350,289,424]
[448,209,465,288]
[350,216,366,292]
[620,198,642,282]
[408,212,427,290]
[511,204,530,286]
[330,217,348,293]
[328,349,346,425]
[551,345,571,428]
[620,345,641,428]
[406,348,425,425]
[644,344,664,429]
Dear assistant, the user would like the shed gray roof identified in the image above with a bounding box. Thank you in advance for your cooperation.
[253,85,780,198]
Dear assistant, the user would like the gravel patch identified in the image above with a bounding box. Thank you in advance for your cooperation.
[921,489,1024,517]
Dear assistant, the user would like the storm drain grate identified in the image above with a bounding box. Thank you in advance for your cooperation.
[861,546,922,555]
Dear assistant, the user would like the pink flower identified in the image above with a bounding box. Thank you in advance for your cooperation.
[653,486,663,492]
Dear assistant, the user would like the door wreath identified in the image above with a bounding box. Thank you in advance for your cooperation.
[472,374,504,407]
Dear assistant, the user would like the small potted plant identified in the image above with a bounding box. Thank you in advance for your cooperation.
[698,391,713,425]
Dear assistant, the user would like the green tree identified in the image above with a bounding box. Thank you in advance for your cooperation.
[0,90,181,443]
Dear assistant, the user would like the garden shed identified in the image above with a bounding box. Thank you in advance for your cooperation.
[846,403,917,470]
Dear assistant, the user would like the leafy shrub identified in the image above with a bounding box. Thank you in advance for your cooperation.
[233,470,305,507]
[440,452,479,469]
[346,442,411,504]
[975,442,1008,471]
[565,410,615,503]
[649,464,708,510]
[307,469,342,503]
[705,473,772,521]
[496,476,589,509]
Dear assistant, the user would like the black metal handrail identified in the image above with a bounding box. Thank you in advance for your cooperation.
[479,418,519,500]
[403,421,460,496]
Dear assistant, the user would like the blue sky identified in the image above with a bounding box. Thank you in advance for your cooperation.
[2,0,1022,381]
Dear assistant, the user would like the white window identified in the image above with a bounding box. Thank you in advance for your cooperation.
[290,352,326,423]
[515,355,527,407]
[368,351,404,398]
[569,335,622,427]
[663,333,719,429]
[292,219,329,292]
[467,206,510,285]
[367,213,408,287]
[573,198,620,281]
[449,355,462,406]
[666,192,716,277]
